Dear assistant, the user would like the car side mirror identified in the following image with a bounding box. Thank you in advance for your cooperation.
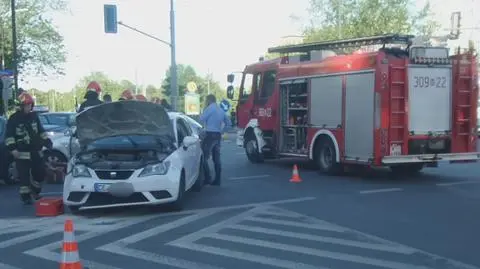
[226,85,234,99]
[182,135,197,149]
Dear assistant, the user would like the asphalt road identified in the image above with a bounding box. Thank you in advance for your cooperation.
[0,135,480,269]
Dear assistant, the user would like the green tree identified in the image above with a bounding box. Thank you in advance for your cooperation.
[302,0,440,43]
[0,0,68,77]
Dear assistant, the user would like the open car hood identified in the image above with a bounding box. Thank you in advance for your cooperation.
[76,101,174,146]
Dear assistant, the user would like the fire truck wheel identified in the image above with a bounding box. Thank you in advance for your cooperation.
[245,135,264,163]
[314,137,341,175]
[389,164,424,175]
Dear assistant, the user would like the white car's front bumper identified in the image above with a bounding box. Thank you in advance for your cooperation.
[63,168,181,210]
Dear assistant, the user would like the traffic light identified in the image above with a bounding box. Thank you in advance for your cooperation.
[104,4,118,34]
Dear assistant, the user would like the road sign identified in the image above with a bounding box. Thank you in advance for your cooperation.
[186,81,197,93]
[104,5,118,34]
[219,99,231,112]
[184,93,200,115]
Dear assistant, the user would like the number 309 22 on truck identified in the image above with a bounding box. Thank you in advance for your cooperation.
[225,34,479,174]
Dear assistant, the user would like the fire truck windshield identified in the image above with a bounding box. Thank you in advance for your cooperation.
[240,73,253,100]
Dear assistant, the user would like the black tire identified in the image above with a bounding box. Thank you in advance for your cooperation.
[390,164,424,175]
[169,172,186,211]
[43,150,67,184]
[245,134,264,163]
[68,206,81,214]
[192,158,204,192]
[314,138,342,175]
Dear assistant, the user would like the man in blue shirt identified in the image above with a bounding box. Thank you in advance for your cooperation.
[199,94,231,186]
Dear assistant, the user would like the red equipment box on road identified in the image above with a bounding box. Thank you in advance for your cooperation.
[35,197,64,217]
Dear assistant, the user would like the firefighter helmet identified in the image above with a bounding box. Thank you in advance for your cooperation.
[86,81,102,94]
[135,94,147,101]
[121,89,135,100]
[18,92,34,105]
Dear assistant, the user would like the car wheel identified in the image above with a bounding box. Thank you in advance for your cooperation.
[44,151,67,184]
[314,138,342,175]
[192,158,204,192]
[5,161,19,185]
[169,172,186,211]
[245,135,264,163]
[68,206,81,214]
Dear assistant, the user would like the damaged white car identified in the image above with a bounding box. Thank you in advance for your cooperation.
[63,101,204,212]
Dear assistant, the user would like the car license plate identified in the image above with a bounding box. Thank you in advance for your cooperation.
[94,183,111,192]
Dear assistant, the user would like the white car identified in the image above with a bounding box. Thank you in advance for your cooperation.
[63,101,205,213]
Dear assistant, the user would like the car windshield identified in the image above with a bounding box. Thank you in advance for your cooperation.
[86,135,172,151]
[46,114,72,126]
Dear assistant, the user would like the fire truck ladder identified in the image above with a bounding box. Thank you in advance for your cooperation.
[268,33,415,54]
[388,65,409,154]
[452,53,476,152]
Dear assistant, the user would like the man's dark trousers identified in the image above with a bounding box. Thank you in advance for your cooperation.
[202,132,222,185]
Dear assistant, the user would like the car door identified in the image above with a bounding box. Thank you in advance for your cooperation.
[176,117,198,185]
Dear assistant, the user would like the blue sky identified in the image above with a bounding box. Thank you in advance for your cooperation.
[22,0,479,92]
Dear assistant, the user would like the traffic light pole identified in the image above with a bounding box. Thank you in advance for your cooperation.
[169,0,178,111]
[10,0,18,94]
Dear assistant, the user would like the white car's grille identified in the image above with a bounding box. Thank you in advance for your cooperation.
[94,170,134,180]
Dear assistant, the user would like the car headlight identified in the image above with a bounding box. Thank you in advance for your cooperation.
[46,131,56,137]
[72,164,91,178]
[138,161,170,177]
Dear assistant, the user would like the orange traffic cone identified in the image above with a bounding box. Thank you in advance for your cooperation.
[290,164,302,183]
[60,219,82,269]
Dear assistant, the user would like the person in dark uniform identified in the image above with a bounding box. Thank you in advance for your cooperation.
[78,81,103,113]
[103,93,112,103]
[160,99,172,111]
[118,89,135,101]
[5,92,53,204]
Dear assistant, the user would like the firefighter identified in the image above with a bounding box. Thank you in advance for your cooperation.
[5,92,53,204]
[118,89,135,101]
[78,81,103,113]
[135,94,147,101]
[103,93,112,103]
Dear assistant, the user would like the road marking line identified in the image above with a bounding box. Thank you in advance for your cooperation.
[171,242,324,269]
[273,206,480,269]
[359,188,403,194]
[228,224,415,254]
[208,233,426,269]
[436,180,480,187]
[0,262,23,269]
[25,248,124,269]
[0,229,59,248]
[105,211,217,245]
[236,152,245,155]
[244,216,347,233]
[98,244,226,269]
[229,175,271,180]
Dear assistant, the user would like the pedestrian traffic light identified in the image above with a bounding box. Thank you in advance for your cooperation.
[104,4,118,34]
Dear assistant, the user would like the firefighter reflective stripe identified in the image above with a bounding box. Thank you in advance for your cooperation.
[17,152,30,159]
[5,137,15,146]
[40,132,48,139]
[19,186,30,194]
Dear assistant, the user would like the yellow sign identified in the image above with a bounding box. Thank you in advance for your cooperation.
[186,81,197,93]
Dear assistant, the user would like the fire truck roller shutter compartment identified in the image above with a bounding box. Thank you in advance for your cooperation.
[345,71,376,161]
[407,65,452,135]
[309,76,343,128]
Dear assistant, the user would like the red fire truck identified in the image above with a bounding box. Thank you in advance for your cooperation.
[226,34,479,174]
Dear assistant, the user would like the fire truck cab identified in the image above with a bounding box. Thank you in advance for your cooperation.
[227,34,479,174]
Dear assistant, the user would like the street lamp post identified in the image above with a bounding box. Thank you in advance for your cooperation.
[169,0,178,111]
[10,0,18,94]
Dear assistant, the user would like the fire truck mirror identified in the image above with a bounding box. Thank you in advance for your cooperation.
[226,85,234,99]
[227,74,235,83]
